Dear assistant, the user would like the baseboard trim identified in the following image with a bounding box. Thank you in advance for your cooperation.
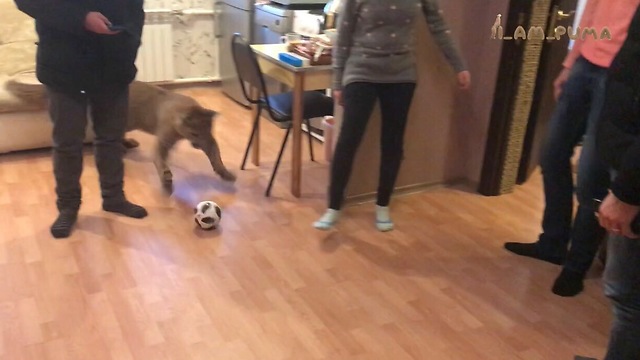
[344,177,473,206]
[151,78,221,88]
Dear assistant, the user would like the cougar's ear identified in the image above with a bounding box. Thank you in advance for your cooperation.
[187,105,217,122]
[200,107,218,120]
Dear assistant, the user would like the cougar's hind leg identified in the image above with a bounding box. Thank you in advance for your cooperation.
[154,138,177,194]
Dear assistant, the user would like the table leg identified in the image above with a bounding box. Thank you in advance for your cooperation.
[291,74,304,197]
[250,86,260,166]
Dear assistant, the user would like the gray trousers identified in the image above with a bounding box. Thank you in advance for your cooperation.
[47,86,129,211]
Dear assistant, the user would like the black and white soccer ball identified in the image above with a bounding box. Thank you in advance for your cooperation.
[194,201,222,230]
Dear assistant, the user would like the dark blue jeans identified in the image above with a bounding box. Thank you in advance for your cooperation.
[603,233,640,359]
[538,56,611,275]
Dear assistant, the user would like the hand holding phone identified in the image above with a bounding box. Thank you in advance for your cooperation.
[594,197,640,237]
[84,12,120,35]
[108,24,127,32]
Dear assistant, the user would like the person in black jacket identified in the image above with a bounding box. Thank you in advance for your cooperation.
[14,0,148,238]
[595,4,640,359]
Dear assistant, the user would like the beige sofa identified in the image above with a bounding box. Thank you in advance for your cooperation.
[0,0,93,154]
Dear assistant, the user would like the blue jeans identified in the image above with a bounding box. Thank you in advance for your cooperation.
[538,56,611,274]
[603,234,640,359]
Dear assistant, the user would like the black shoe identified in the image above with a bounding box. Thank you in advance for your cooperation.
[50,210,78,239]
[503,242,565,265]
[103,200,148,219]
[552,268,584,297]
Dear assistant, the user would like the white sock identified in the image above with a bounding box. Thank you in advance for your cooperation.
[313,209,340,230]
[375,205,393,232]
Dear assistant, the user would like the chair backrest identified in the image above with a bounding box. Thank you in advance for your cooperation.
[230,33,270,105]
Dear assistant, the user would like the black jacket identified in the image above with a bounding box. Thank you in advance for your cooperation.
[14,0,144,93]
[597,5,640,206]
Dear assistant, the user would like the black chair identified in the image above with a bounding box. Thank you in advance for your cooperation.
[231,33,334,197]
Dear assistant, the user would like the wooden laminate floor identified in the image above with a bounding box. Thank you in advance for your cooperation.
[0,85,611,360]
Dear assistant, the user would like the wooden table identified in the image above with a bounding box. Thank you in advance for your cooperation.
[250,44,333,198]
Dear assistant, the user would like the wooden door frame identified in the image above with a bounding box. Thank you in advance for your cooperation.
[478,0,556,196]
[517,0,577,184]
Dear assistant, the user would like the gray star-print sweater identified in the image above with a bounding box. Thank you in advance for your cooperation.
[332,0,467,90]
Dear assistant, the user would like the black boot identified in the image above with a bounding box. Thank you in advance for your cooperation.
[103,199,148,219]
[50,210,78,239]
[504,242,566,265]
[552,268,585,297]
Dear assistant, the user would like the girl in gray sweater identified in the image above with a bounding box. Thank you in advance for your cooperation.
[314,0,471,231]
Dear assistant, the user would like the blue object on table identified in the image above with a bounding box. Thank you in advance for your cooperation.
[278,52,308,67]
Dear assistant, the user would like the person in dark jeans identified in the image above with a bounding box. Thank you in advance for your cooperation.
[313,0,471,231]
[504,0,639,297]
[15,0,148,238]
[595,5,640,357]
[504,55,611,295]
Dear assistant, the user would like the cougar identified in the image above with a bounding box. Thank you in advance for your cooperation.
[124,81,236,193]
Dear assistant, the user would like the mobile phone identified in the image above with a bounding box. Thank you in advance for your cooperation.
[593,198,603,210]
[593,198,640,234]
[108,24,126,32]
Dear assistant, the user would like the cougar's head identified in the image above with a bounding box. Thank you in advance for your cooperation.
[179,105,219,150]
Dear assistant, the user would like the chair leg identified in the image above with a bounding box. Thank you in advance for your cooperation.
[241,107,262,170]
[266,127,291,197]
[304,118,315,162]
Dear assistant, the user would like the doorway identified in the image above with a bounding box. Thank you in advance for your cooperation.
[478,0,580,196]
[517,0,585,184]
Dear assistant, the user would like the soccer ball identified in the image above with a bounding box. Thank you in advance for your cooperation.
[194,201,222,230]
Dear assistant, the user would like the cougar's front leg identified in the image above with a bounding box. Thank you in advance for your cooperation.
[204,137,236,182]
[122,138,140,150]
[154,139,176,194]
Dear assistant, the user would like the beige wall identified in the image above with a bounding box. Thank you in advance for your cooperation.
[345,0,510,200]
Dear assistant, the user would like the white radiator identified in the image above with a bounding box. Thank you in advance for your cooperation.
[136,23,175,82]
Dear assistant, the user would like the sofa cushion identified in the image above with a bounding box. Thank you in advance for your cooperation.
[0,0,37,45]
[0,0,44,114]
[0,41,37,76]
[0,0,38,80]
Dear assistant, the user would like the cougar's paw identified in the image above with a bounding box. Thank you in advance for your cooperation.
[160,169,173,193]
[219,170,237,182]
[123,138,140,149]
[162,179,174,194]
